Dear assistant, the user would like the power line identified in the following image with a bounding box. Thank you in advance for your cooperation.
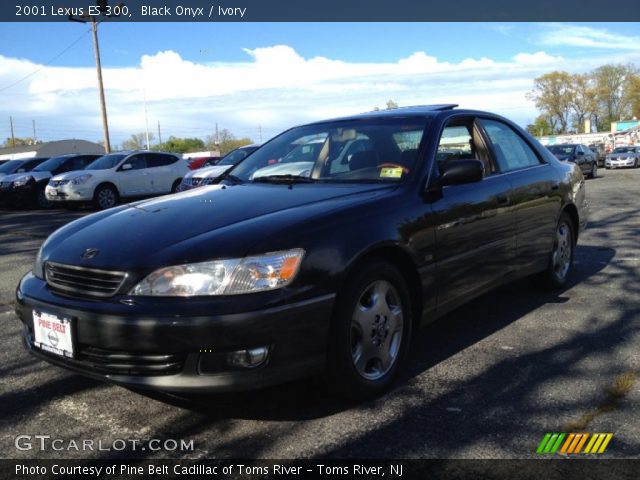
[0,28,91,93]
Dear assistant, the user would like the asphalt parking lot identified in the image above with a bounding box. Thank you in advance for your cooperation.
[1,169,639,460]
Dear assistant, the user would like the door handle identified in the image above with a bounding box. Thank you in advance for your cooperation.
[496,193,509,205]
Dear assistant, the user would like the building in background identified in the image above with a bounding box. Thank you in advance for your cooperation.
[0,139,104,161]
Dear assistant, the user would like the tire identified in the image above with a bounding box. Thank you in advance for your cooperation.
[534,212,575,290]
[171,179,182,193]
[36,189,52,209]
[93,185,118,210]
[634,160,638,169]
[589,162,597,178]
[326,260,413,399]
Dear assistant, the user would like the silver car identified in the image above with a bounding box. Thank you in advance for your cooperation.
[605,146,640,169]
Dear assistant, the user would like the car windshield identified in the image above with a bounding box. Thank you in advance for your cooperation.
[218,147,256,166]
[548,145,575,155]
[0,160,24,173]
[230,118,428,183]
[32,155,70,172]
[86,153,126,170]
[612,147,636,154]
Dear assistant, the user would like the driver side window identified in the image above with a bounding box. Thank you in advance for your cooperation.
[436,125,474,172]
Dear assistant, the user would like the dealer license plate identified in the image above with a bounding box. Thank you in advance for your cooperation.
[32,310,74,358]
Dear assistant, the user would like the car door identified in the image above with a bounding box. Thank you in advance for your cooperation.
[477,118,560,273]
[116,154,151,197]
[427,118,516,312]
[146,153,176,194]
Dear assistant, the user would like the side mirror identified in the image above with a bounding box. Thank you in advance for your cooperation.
[439,159,484,187]
[576,151,584,157]
[121,163,132,171]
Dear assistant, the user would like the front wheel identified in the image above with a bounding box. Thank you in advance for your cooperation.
[36,189,52,209]
[589,162,597,178]
[326,261,412,399]
[534,212,575,290]
[93,185,118,210]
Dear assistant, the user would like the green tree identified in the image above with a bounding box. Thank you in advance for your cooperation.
[121,133,154,151]
[526,115,556,136]
[2,137,37,148]
[206,129,253,155]
[526,71,573,133]
[569,73,597,133]
[159,136,206,154]
[372,100,400,111]
[592,64,638,129]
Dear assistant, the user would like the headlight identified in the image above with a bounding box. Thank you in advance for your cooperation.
[72,174,92,185]
[33,245,45,279]
[13,175,33,187]
[202,177,217,185]
[130,249,305,296]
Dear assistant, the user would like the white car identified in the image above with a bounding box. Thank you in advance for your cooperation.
[179,145,260,191]
[46,151,189,209]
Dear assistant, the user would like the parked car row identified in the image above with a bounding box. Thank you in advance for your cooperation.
[545,143,640,174]
[0,151,189,210]
[545,144,598,178]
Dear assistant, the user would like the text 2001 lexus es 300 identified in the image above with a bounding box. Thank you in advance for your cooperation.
[16,105,588,398]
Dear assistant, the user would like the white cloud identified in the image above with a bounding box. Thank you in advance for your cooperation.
[0,40,637,145]
[538,24,640,51]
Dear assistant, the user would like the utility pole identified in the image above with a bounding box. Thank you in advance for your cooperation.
[157,120,162,146]
[32,120,37,144]
[258,124,262,143]
[143,88,150,150]
[9,116,15,147]
[215,123,219,144]
[69,1,123,154]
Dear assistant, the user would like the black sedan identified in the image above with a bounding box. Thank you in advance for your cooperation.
[15,105,588,398]
[546,144,598,178]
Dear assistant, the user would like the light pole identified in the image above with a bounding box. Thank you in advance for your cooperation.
[69,1,123,153]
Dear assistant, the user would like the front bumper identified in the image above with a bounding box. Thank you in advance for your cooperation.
[0,183,34,204]
[45,183,94,202]
[606,158,637,168]
[16,273,334,392]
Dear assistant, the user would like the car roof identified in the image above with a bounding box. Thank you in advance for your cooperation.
[308,104,459,124]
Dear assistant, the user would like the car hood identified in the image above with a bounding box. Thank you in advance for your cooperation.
[252,162,314,179]
[187,165,232,179]
[43,182,398,270]
[4,171,53,183]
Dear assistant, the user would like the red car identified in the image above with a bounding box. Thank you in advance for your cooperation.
[186,156,221,170]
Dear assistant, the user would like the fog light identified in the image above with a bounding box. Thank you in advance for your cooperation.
[227,346,269,368]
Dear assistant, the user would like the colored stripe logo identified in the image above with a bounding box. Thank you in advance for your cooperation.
[536,433,613,455]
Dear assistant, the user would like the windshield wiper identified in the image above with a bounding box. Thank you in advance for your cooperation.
[252,175,315,184]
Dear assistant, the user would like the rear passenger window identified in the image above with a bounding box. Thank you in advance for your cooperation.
[147,154,176,167]
[480,119,541,172]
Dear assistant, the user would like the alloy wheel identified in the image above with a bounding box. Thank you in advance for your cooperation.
[350,280,403,380]
[551,220,572,282]
[97,188,116,209]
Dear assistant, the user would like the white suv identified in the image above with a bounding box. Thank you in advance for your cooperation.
[46,151,189,209]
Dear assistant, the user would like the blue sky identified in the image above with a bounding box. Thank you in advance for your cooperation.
[1,22,639,146]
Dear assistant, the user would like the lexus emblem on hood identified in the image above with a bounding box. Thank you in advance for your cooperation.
[81,248,99,260]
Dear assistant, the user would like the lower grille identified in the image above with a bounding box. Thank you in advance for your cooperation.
[45,262,127,298]
[78,346,186,375]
